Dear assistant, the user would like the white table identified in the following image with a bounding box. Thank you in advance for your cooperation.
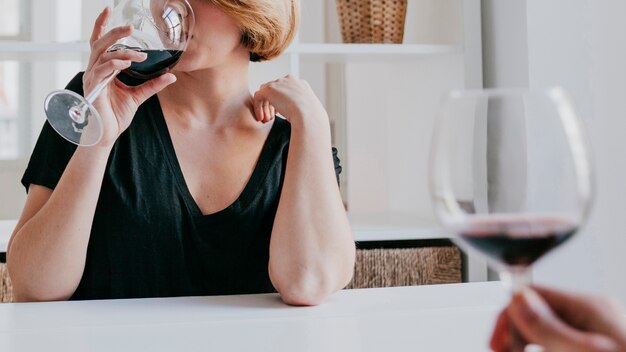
[0,282,506,352]
[0,220,15,253]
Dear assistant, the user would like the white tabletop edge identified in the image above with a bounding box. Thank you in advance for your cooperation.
[0,282,506,352]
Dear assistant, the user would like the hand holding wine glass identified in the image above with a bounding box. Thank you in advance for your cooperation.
[490,286,626,352]
[83,7,177,148]
[44,0,195,147]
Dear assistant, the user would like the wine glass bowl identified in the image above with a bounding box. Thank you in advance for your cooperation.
[111,0,190,79]
[44,0,195,146]
[429,87,593,290]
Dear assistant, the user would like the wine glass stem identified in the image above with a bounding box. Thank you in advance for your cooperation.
[500,269,530,293]
[85,69,120,104]
[500,269,531,349]
[70,69,120,124]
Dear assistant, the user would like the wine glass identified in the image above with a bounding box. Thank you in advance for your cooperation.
[429,87,593,292]
[44,0,195,146]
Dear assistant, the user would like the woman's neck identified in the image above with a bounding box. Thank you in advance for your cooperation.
[158,63,254,129]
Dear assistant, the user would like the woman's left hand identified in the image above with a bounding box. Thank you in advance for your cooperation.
[253,75,328,127]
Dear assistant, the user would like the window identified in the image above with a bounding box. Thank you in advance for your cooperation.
[0,0,20,38]
[0,62,19,159]
[0,0,86,160]
[0,0,26,159]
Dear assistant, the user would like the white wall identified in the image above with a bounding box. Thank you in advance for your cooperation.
[483,0,626,303]
[578,0,626,302]
[481,0,528,88]
[345,57,464,216]
[343,0,466,218]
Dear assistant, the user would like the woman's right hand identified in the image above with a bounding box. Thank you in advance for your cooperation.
[490,287,626,352]
[83,7,177,148]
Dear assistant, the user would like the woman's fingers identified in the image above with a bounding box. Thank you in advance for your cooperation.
[534,286,599,323]
[270,105,276,120]
[508,288,579,346]
[256,104,264,122]
[87,7,111,71]
[98,50,147,65]
[87,50,146,89]
[127,73,177,107]
[90,59,132,83]
[91,25,133,58]
[253,85,280,123]
[254,75,325,123]
[490,310,511,352]
[534,286,626,333]
[253,90,267,122]
[508,288,618,352]
[263,100,272,122]
[533,286,626,350]
[254,100,275,123]
[89,7,110,46]
[87,25,133,73]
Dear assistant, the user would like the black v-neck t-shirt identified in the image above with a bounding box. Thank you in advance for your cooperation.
[21,73,342,300]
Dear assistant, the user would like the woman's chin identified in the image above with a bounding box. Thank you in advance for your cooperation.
[172,54,210,73]
[171,59,199,74]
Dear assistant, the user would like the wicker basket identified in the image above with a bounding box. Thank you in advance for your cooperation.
[0,264,13,303]
[345,246,462,289]
[336,0,408,44]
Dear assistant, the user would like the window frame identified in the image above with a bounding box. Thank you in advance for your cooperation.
[0,0,30,41]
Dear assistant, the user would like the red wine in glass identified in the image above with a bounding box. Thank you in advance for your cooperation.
[124,49,184,80]
[459,215,577,268]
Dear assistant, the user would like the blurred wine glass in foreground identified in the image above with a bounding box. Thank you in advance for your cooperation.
[429,87,593,291]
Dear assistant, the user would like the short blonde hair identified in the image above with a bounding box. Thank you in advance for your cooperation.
[210,0,300,62]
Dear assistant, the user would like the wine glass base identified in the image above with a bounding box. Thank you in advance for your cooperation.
[44,90,103,146]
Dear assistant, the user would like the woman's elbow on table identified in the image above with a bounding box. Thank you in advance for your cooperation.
[7,262,76,302]
[269,267,328,306]
[10,284,74,303]
[270,258,355,306]
[274,279,333,306]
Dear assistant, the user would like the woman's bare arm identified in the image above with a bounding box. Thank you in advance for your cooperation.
[254,75,355,306]
[8,146,113,301]
[7,7,176,301]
